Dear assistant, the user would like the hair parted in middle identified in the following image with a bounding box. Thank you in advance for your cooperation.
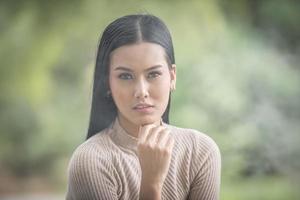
[87,14,175,139]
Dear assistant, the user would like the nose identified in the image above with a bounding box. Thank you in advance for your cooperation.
[134,78,149,99]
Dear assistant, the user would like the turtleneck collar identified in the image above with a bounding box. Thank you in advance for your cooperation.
[108,117,167,153]
[109,118,139,153]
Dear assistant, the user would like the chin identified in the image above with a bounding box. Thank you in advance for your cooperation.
[135,115,160,126]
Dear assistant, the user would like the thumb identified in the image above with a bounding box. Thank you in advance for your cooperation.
[138,125,142,139]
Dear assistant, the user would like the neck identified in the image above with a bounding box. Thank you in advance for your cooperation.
[117,116,161,138]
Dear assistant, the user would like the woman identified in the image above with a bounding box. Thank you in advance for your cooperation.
[66,14,221,200]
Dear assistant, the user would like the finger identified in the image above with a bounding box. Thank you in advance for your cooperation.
[164,135,175,151]
[138,124,156,143]
[145,126,166,145]
[156,128,170,147]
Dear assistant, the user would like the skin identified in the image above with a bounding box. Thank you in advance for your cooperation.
[109,42,176,199]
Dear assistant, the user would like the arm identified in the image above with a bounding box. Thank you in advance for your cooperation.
[66,147,119,200]
[188,138,221,200]
[137,124,175,200]
[139,181,162,200]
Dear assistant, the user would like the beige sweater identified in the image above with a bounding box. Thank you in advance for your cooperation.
[66,118,221,200]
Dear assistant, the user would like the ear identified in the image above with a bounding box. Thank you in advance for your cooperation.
[170,64,176,90]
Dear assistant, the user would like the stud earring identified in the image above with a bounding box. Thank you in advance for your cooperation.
[171,85,176,92]
[106,90,111,98]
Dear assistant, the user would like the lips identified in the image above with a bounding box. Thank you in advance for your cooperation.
[133,103,154,109]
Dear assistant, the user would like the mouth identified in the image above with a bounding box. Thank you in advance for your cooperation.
[133,103,154,113]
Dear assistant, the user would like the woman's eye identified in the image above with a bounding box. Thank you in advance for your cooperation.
[148,71,161,79]
[118,73,133,80]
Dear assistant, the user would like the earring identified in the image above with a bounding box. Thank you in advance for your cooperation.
[106,90,111,98]
[171,85,176,92]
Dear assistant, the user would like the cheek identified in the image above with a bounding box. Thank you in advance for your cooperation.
[151,78,171,100]
[112,88,129,103]
[109,78,129,104]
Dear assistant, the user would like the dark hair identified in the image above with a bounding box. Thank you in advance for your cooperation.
[87,14,175,139]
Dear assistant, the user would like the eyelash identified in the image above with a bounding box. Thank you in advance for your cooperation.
[148,71,162,79]
[118,73,133,80]
[118,71,162,80]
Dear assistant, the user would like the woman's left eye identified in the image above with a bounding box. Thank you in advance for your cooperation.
[147,71,161,79]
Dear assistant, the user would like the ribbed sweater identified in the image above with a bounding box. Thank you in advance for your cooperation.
[66,118,221,200]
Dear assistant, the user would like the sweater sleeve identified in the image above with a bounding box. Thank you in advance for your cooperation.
[188,134,221,200]
[66,144,119,200]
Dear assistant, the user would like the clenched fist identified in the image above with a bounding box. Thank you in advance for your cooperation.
[137,123,174,198]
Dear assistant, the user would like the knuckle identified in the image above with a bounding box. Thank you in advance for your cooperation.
[145,143,154,150]
[157,146,164,152]
[157,146,169,155]
[162,148,169,155]
[138,142,151,149]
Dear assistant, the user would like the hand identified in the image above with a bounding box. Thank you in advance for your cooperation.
[137,124,174,189]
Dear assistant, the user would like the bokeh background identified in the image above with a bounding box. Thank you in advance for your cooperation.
[1,0,300,199]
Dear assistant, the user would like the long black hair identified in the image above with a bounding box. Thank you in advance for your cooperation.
[87,14,175,139]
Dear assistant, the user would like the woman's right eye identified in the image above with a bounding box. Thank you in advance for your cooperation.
[118,73,133,80]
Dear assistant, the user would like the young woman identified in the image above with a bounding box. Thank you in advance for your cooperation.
[66,14,221,200]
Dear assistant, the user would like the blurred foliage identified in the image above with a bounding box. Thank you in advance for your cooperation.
[0,0,299,198]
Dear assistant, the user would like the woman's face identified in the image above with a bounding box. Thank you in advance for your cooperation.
[109,42,176,133]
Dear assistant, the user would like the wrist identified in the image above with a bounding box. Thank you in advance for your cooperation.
[139,182,162,200]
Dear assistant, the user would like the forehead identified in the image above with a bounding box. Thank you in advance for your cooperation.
[109,42,168,70]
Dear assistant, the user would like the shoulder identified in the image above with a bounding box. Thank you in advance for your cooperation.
[66,129,120,199]
[167,124,221,160]
[67,129,115,175]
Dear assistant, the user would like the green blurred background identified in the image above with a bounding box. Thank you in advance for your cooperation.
[1,0,300,199]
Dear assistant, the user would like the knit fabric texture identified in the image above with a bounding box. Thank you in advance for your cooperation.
[66,118,221,200]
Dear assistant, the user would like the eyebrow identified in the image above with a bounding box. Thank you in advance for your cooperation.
[114,65,163,72]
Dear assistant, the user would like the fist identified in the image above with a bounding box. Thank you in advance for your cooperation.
[137,124,174,187]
